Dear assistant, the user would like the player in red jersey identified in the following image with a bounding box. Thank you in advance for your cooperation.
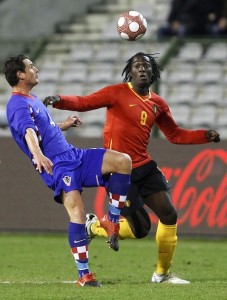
[44,52,220,284]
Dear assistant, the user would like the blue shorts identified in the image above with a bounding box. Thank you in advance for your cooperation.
[41,146,108,203]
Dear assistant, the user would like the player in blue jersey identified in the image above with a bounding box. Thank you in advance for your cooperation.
[3,54,132,287]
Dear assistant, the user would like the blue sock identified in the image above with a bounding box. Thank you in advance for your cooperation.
[108,203,121,223]
[68,222,90,278]
[108,173,131,223]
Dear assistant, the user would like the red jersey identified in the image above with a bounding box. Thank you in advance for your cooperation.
[56,83,208,168]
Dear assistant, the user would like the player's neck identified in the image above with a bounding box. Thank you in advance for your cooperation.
[130,83,150,96]
[12,85,32,96]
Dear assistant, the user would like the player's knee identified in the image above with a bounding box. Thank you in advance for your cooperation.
[126,212,151,239]
[117,152,132,174]
[104,150,132,174]
[134,225,151,239]
[160,207,178,225]
[169,207,178,223]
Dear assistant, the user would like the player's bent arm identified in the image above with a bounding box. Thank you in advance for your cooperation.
[57,114,83,131]
[25,128,53,174]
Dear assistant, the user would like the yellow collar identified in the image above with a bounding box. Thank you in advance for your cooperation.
[128,82,151,101]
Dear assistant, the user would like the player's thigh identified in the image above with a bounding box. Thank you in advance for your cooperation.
[139,163,176,223]
[81,148,110,187]
[121,183,151,237]
[117,179,151,238]
[140,163,172,212]
[121,182,143,215]
[102,149,131,174]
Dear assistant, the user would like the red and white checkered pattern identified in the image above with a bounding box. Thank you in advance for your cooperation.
[109,193,127,209]
[71,245,88,261]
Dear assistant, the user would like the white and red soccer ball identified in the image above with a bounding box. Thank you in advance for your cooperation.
[117,11,147,41]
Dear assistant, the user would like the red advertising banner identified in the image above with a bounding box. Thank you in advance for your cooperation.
[0,137,226,236]
[91,147,227,236]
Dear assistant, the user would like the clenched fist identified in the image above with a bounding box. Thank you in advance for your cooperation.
[206,130,220,143]
[43,95,61,106]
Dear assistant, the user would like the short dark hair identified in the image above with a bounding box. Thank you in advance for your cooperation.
[3,54,29,87]
[122,52,163,85]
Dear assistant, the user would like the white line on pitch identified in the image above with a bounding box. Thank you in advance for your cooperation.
[0,281,76,284]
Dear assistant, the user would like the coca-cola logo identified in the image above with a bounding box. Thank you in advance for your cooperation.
[157,149,227,229]
[94,149,227,231]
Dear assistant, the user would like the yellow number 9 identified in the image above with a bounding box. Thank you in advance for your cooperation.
[140,111,147,125]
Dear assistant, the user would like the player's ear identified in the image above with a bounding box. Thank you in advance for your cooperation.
[17,71,25,80]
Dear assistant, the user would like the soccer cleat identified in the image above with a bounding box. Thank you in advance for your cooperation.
[151,272,190,284]
[76,273,101,287]
[85,213,98,244]
[100,215,120,252]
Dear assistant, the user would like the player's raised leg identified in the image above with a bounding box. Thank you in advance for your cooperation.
[101,150,131,251]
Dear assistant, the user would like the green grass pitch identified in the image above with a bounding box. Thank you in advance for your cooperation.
[0,233,226,300]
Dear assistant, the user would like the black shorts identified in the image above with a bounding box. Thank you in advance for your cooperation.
[121,160,172,216]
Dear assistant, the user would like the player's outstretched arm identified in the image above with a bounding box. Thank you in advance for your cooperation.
[43,95,61,106]
[205,130,220,143]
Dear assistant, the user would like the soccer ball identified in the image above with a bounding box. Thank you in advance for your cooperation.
[117,11,147,41]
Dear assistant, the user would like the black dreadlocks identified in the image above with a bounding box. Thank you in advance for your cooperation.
[122,52,163,85]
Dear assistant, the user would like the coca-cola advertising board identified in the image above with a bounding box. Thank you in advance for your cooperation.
[0,137,226,236]
[91,142,227,236]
